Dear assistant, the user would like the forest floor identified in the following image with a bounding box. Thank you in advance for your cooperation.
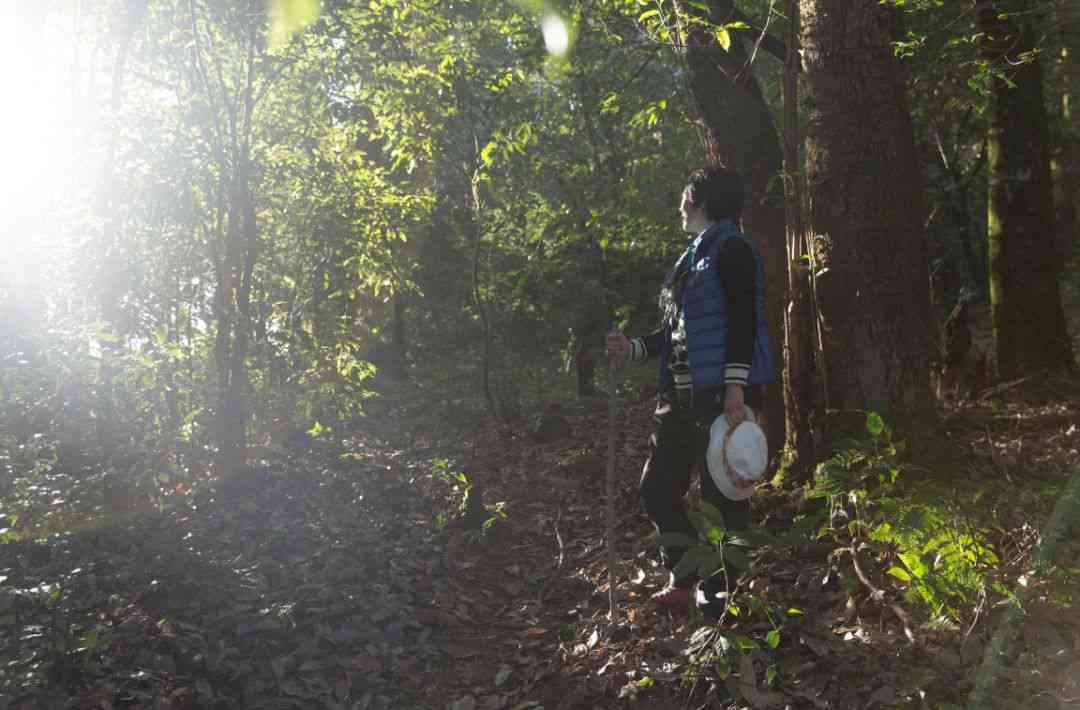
[3,369,1080,710]
[5,279,1080,710]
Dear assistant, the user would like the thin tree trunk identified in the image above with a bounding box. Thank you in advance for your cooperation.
[470,173,498,421]
[800,0,935,436]
[780,0,819,478]
[977,2,1074,378]
[96,0,146,454]
[605,358,617,619]
[389,290,408,380]
[935,123,988,293]
[220,157,258,474]
[192,8,263,476]
[673,0,788,453]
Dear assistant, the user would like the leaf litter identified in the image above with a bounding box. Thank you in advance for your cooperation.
[3,377,1080,709]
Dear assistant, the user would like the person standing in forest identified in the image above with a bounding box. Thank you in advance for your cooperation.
[607,165,774,619]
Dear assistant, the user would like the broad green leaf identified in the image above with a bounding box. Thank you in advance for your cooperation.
[674,546,710,581]
[714,27,731,51]
[887,566,912,582]
[766,629,781,648]
[698,549,726,579]
[898,551,927,579]
[724,546,750,571]
[699,501,726,530]
[866,411,885,437]
[688,511,710,537]
[480,141,498,167]
[638,9,659,22]
[734,635,759,652]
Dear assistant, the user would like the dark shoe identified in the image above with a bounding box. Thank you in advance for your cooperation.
[650,586,692,606]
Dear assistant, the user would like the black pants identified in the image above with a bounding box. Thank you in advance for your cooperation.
[639,386,761,617]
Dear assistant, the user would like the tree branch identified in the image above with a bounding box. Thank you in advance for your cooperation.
[730,7,789,65]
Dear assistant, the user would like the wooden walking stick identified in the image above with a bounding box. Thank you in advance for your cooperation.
[605,347,618,619]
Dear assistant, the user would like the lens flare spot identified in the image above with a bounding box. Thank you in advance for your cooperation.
[541,13,569,56]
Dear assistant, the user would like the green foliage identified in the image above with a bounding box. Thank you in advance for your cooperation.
[661,503,795,689]
[809,413,1002,623]
[0,0,703,506]
[872,500,1001,621]
[431,458,506,533]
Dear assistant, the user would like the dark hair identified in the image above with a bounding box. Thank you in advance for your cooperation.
[684,165,745,221]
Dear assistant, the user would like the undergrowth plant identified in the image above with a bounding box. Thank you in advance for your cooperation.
[809,412,1003,627]
[431,457,506,534]
[659,504,797,694]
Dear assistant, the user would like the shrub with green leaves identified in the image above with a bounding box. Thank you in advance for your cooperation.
[810,412,1002,625]
[659,502,796,690]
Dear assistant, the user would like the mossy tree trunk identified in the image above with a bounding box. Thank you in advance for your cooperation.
[977,2,1074,379]
[1051,0,1078,263]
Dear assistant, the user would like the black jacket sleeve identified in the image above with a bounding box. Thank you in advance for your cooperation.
[717,237,756,386]
[628,329,664,362]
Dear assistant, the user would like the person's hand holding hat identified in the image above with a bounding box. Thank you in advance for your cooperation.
[707,405,768,501]
[722,383,747,427]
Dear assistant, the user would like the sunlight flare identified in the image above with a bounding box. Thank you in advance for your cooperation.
[0,4,90,295]
[540,13,569,57]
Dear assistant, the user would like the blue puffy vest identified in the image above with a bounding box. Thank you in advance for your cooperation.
[658,220,776,396]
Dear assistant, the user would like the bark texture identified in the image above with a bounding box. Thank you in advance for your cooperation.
[781,0,821,477]
[800,0,935,431]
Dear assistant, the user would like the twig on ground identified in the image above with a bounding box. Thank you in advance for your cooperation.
[553,506,565,571]
[536,507,565,605]
[985,426,1011,483]
[844,545,915,644]
[963,586,987,648]
[978,377,1030,399]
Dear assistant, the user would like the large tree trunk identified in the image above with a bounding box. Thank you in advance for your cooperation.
[800,0,934,435]
[977,2,1074,378]
[674,0,788,454]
